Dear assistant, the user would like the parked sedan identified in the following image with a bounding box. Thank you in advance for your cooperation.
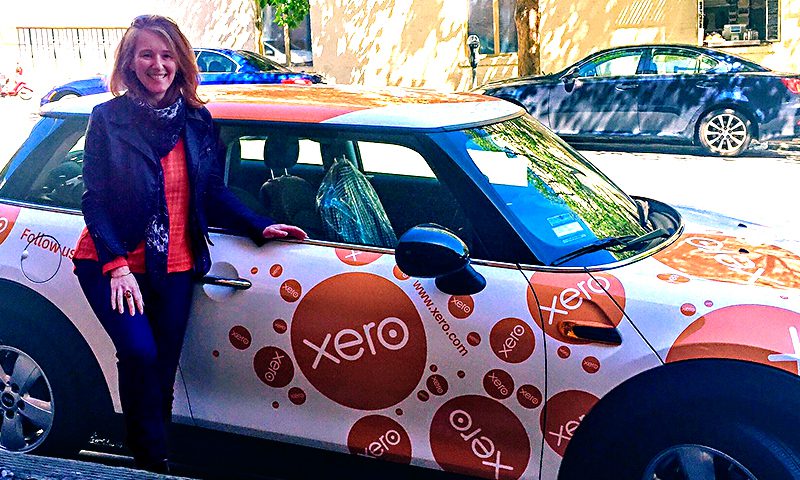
[39,48,323,105]
[2,84,800,480]
[480,44,800,156]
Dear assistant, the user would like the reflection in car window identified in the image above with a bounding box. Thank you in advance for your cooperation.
[360,142,434,178]
[462,115,647,265]
[196,51,237,73]
[235,50,286,72]
[652,50,719,74]
[579,51,642,77]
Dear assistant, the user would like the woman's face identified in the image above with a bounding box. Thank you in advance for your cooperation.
[131,29,177,106]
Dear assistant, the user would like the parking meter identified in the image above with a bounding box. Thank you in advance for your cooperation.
[467,35,480,87]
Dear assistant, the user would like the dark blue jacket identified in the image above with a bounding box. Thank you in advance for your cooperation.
[81,95,273,276]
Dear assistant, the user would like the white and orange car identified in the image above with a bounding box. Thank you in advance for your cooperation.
[1,84,799,480]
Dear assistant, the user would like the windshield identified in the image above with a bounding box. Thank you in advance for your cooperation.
[454,115,649,266]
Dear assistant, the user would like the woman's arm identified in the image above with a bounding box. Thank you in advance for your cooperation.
[81,106,131,265]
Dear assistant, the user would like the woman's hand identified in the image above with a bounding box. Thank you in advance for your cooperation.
[263,224,308,241]
[109,266,144,316]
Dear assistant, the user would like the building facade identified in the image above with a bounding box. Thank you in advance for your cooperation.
[2,0,798,93]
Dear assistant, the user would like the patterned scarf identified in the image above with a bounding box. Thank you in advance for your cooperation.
[128,94,187,280]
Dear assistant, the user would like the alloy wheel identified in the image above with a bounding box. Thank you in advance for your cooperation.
[0,346,54,452]
[643,444,758,480]
[701,112,749,155]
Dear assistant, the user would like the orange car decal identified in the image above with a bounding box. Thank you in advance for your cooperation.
[667,304,800,374]
[540,390,599,457]
[290,272,427,410]
[0,204,20,246]
[656,233,800,288]
[348,415,412,464]
[527,272,626,344]
[430,394,531,479]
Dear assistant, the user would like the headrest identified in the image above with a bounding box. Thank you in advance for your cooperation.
[264,134,300,171]
[227,139,241,166]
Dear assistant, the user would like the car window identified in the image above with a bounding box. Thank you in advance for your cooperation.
[652,50,719,74]
[2,121,87,211]
[579,50,643,77]
[220,126,473,251]
[196,51,237,73]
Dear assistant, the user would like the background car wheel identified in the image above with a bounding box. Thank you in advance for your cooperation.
[559,362,800,480]
[17,87,33,101]
[698,108,752,156]
[54,93,79,102]
[0,318,98,456]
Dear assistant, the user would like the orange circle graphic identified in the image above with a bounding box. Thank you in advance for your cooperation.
[448,295,474,320]
[279,279,302,303]
[540,390,599,457]
[557,346,571,359]
[426,374,449,396]
[680,303,697,316]
[335,248,383,266]
[483,369,514,400]
[657,273,690,284]
[489,317,535,364]
[581,356,600,374]
[430,395,530,479]
[516,385,542,409]
[228,326,252,350]
[347,415,412,464]
[273,319,288,334]
[270,264,283,277]
[667,305,800,374]
[527,272,625,344]
[291,272,427,410]
[655,234,800,289]
[253,346,294,388]
[288,387,306,405]
[393,265,410,281]
[467,332,481,346]
[250,267,259,275]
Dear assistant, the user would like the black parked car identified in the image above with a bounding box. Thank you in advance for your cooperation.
[479,44,800,156]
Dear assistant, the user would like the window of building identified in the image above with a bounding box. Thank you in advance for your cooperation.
[701,0,779,45]
[468,0,519,55]
[263,6,313,64]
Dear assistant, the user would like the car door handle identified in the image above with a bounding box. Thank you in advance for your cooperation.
[558,320,622,345]
[200,275,252,290]
[614,83,639,91]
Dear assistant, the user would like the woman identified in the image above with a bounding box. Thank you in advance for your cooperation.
[72,15,306,473]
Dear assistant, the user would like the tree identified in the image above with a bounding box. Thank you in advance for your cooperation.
[515,0,541,76]
[253,0,268,55]
[265,0,310,67]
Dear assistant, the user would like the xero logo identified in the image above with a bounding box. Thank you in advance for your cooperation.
[430,395,530,480]
[291,273,426,410]
[540,390,598,457]
[348,415,412,464]
[527,272,625,344]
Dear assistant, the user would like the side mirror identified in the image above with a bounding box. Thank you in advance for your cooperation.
[396,224,486,295]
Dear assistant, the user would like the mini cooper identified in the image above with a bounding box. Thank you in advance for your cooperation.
[0,84,799,480]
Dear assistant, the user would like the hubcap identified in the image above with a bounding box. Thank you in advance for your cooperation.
[703,113,748,154]
[643,444,757,480]
[0,346,53,452]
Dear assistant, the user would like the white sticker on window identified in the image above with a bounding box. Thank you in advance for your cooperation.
[547,213,587,244]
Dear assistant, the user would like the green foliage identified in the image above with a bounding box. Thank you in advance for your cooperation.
[265,0,310,29]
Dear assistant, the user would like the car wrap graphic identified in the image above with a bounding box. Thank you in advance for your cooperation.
[655,232,800,288]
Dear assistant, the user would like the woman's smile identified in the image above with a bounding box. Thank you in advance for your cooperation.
[131,30,177,106]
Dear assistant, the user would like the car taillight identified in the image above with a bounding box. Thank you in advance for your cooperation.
[281,78,313,85]
[781,77,800,94]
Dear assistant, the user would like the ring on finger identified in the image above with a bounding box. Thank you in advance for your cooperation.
[124,290,132,299]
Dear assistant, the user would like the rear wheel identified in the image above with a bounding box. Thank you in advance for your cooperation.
[698,108,752,156]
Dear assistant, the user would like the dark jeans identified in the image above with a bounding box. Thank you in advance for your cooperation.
[74,261,193,466]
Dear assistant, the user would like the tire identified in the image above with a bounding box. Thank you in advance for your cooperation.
[697,108,752,157]
[17,87,32,101]
[559,361,800,480]
[0,319,96,456]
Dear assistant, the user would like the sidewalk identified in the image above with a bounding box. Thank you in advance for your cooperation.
[0,450,194,480]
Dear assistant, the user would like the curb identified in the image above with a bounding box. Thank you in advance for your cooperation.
[0,450,194,480]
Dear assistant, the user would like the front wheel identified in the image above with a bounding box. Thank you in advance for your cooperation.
[698,108,752,156]
[17,87,33,101]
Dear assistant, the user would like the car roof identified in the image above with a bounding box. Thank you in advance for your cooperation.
[40,84,523,130]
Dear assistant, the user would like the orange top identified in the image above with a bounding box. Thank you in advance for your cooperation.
[74,139,193,274]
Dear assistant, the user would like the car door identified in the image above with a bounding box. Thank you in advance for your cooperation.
[549,48,645,135]
[636,47,723,137]
[178,127,547,479]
